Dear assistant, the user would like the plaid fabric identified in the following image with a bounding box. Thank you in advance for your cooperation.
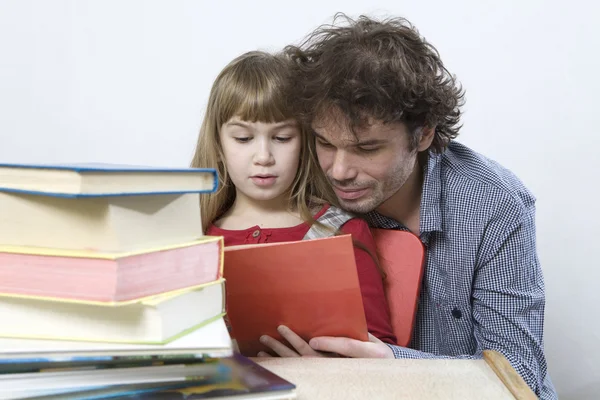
[364,141,557,399]
[302,205,354,240]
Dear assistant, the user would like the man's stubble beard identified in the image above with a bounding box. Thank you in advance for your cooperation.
[329,154,416,215]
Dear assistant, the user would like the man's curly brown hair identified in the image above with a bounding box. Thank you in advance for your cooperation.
[283,13,465,153]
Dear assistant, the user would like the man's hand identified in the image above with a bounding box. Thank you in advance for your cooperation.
[309,333,395,358]
[257,325,329,357]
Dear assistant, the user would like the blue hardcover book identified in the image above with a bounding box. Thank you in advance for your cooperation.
[0,163,217,197]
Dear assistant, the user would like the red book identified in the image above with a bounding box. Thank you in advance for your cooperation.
[0,237,223,303]
[223,235,368,357]
[371,229,425,347]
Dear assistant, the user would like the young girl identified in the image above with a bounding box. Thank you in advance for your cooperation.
[191,51,396,349]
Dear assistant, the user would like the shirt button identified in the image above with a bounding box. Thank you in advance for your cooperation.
[252,229,260,238]
[451,307,462,319]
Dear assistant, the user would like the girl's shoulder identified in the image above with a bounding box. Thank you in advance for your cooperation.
[305,203,371,240]
[311,204,353,229]
[314,204,353,221]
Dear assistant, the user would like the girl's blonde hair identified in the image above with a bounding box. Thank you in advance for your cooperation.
[191,51,338,231]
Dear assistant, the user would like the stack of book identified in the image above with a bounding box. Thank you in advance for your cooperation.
[0,163,297,400]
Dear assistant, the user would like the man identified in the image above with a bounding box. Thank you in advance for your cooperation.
[258,13,557,399]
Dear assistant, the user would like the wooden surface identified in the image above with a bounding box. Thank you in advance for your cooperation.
[255,354,532,400]
[483,350,538,400]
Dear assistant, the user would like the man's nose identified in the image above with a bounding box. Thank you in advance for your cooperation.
[330,151,358,182]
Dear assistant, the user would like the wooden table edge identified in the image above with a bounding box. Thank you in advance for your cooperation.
[483,350,538,400]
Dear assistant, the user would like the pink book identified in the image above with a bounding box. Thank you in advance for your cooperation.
[0,237,223,303]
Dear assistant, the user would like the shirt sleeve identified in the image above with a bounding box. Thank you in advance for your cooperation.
[386,200,556,400]
[340,218,397,345]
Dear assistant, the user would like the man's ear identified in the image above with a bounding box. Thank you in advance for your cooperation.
[417,125,435,152]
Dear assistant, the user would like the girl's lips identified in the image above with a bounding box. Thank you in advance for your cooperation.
[251,176,277,186]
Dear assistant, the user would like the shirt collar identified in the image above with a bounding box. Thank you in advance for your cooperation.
[419,150,443,234]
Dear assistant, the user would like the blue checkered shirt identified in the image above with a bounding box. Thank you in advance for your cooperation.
[365,141,557,399]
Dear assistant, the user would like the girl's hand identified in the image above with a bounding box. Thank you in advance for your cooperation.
[257,325,334,357]
[257,326,394,359]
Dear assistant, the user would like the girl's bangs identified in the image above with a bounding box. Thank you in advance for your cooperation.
[217,71,293,125]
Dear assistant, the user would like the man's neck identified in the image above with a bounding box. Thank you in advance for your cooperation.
[376,154,425,235]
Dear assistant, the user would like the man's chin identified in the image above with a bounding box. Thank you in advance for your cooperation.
[336,197,377,215]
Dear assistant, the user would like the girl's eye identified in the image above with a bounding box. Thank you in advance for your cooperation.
[234,137,251,143]
[274,136,292,143]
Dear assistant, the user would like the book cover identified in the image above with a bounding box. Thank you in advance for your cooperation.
[223,235,368,357]
[371,228,425,347]
[0,362,228,394]
[6,354,295,400]
[0,162,212,173]
[0,162,217,197]
[0,236,222,261]
[0,317,232,360]
[0,280,226,345]
[0,192,205,253]
[112,353,297,400]
[0,236,224,303]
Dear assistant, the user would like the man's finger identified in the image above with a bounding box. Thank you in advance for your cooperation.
[309,336,364,357]
[260,334,300,357]
[309,336,393,359]
[277,325,320,357]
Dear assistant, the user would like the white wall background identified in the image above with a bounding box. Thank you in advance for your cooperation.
[1,0,598,397]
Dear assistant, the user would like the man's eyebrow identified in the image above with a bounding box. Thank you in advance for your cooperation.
[313,131,386,146]
[313,131,329,142]
[355,139,387,146]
